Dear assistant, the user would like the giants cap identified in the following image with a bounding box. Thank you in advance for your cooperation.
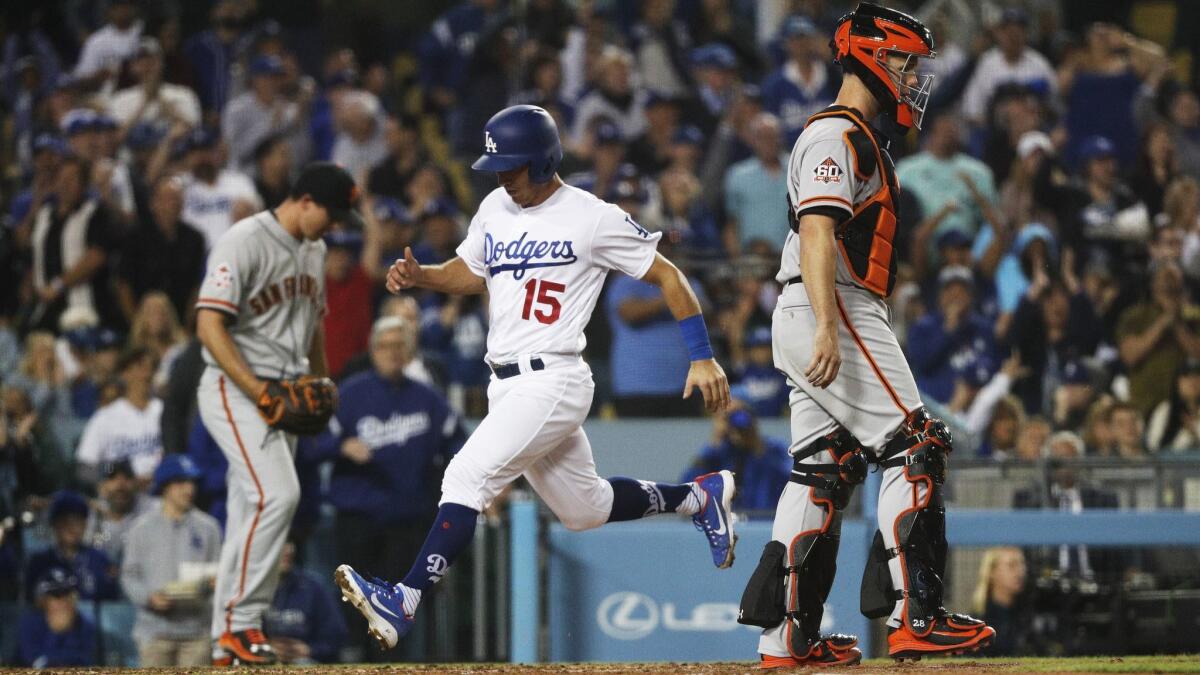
[291,162,364,229]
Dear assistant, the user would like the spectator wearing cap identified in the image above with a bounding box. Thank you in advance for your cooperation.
[222,54,311,173]
[85,459,154,565]
[628,0,693,99]
[323,229,376,379]
[121,455,221,666]
[566,119,632,202]
[685,42,740,135]
[412,198,464,265]
[960,8,1056,128]
[9,133,66,234]
[362,198,417,283]
[17,568,97,668]
[572,46,648,142]
[1146,358,1200,452]
[252,134,293,209]
[116,175,206,323]
[1116,261,1200,416]
[367,114,429,200]
[76,347,164,487]
[178,126,261,250]
[25,491,119,602]
[896,114,1000,245]
[1051,359,1098,432]
[72,0,142,95]
[1061,23,1169,168]
[668,123,707,175]
[107,37,201,130]
[760,15,838,145]
[680,400,790,511]
[332,91,388,183]
[722,112,789,254]
[265,539,347,663]
[727,326,788,417]
[925,352,1025,456]
[25,155,123,333]
[183,0,246,117]
[1042,135,1150,285]
[972,222,1057,323]
[908,266,998,405]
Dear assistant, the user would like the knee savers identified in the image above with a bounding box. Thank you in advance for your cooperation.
[789,429,868,510]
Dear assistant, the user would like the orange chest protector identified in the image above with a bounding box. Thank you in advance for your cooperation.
[793,106,901,298]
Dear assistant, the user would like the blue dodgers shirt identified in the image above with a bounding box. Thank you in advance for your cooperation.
[18,609,97,668]
[606,274,704,397]
[328,370,465,523]
[681,436,793,511]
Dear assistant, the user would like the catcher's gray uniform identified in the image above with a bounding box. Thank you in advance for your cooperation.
[195,210,326,640]
[760,109,926,658]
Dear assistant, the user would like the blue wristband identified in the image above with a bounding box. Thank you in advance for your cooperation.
[679,315,714,362]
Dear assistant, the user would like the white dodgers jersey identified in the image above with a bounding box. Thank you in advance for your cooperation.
[457,185,662,363]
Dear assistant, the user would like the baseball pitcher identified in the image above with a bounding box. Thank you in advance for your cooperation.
[195,162,356,665]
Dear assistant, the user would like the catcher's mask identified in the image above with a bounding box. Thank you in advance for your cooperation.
[831,2,936,130]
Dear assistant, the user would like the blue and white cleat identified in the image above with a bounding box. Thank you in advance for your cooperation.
[692,470,737,568]
[334,564,413,649]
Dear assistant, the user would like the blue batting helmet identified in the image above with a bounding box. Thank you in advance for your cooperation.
[471,105,563,183]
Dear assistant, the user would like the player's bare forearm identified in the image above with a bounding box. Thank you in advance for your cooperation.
[640,253,703,321]
[196,308,264,399]
[386,248,486,296]
[798,214,842,387]
[308,325,328,377]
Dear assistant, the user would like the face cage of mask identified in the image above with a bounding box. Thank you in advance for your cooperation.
[874,50,935,129]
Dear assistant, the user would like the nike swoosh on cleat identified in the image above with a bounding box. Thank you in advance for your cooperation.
[711,494,727,536]
[370,592,401,620]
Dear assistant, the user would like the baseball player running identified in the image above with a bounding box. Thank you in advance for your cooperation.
[335,104,735,650]
[195,162,353,665]
[736,4,995,669]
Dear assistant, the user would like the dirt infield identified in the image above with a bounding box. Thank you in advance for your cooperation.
[4,655,1198,674]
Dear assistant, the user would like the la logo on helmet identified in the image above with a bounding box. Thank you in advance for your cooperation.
[485,131,498,154]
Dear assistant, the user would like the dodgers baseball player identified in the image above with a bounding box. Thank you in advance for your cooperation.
[195,162,363,666]
[737,4,995,669]
[334,104,735,650]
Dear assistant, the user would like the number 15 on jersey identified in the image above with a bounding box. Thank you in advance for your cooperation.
[521,279,565,325]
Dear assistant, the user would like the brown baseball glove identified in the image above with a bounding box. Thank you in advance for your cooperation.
[255,376,338,435]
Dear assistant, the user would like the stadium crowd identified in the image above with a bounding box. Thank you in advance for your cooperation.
[1,0,1199,666]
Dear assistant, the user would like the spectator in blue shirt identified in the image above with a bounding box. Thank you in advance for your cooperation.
[182,0,245,117]
[760,15,838,146]
[681,402,791,512]
[325,316,464,660]
[606,264,708,417]
[17,568,97,668]
[908,266,998,405]
[24,491,120,603]
[722,112,790,254]
[265,540,347,664]
[731,326,789,417]
[417,0,504,113]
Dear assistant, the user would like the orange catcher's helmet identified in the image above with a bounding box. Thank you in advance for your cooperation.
[831,2,936,129]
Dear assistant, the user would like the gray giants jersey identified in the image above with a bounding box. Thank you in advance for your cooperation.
[776,114,887,288]
[197,211,326,378]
